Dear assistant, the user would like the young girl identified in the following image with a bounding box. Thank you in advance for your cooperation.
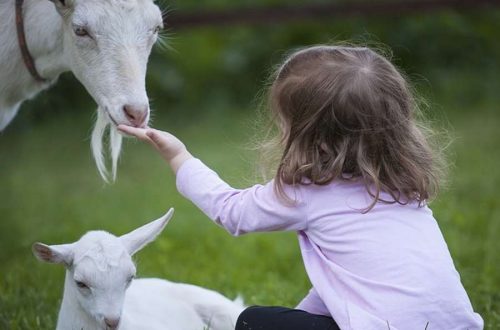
[119,46,483,330]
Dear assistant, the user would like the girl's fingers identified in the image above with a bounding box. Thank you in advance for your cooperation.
[119,125,176,156]
[117,125,157,146]
[145,130,168,151]
[118,125,149,140]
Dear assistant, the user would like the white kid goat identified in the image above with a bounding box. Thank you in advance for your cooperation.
[0,0,164,181]
[32,209,245,330]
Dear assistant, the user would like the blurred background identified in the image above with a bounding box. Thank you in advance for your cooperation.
[1,0,499,328]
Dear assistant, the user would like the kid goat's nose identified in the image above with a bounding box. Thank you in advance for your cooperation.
[105,317,120,329]
[123,104,148,127]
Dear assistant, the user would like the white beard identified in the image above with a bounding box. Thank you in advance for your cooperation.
[91,108,123,182]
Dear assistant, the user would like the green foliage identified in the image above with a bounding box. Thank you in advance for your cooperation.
[144,8,500,118]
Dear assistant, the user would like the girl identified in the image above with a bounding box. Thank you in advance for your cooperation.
[119,46,483,330]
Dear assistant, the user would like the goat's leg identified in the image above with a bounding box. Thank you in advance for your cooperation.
[172,283,246,330]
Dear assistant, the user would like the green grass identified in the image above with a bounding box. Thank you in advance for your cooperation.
[0,102,498,329]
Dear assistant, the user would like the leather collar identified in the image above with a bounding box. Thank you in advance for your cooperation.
[15,0,47,83]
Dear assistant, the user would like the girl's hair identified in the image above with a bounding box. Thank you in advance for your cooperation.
[261,45,446,210]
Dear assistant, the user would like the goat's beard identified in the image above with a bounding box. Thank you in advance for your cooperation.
[91,108,123,182]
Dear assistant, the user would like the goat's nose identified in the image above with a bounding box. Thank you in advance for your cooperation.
[104,317,120,329]
[123,104,148,127]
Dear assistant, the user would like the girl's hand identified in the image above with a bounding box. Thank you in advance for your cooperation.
[117,125,193,173]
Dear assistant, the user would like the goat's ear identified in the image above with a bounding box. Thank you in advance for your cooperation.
[32,243,74,266]
[119,208,174,256]
[48,0,74,13]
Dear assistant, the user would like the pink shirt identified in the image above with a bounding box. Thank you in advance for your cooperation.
[176,158,483,330]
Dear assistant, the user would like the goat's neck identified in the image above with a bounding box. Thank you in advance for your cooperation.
[57,272,100,330]
[23,0,68,80]
[0,0,68,129]
[0,0,67,105]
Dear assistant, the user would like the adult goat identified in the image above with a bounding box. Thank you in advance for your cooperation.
[0,0,164,181]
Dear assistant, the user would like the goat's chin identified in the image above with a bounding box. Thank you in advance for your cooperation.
[91,107,123,183]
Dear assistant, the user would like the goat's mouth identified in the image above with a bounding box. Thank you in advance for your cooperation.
[103,107,119,127]
[103,107,148,128]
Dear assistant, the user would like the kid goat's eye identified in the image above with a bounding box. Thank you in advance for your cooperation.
[74,26,90,37]
[75,281,89,289]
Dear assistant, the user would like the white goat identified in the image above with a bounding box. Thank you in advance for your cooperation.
[0,0,164,181]
[32,209,245,330]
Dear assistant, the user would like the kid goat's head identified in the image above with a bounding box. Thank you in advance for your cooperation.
[32,208,174,330]
[49,0,164,181]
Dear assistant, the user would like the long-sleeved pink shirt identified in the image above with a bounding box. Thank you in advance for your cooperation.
[176,158,484,330]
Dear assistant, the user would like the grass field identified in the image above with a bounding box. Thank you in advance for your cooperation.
[0,99,499,328]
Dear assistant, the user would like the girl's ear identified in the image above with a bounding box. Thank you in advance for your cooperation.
[32,243,74,267]
[119,208,174,256]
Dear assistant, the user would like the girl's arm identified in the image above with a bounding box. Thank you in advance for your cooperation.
[176,158,307,235]
[118,126,309,235]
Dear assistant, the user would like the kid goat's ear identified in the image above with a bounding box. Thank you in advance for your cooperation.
[119,208,174,256]
[32,243,74,266]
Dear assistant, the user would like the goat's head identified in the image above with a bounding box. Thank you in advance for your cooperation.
[48,0,164,181]
[32,208,174,330]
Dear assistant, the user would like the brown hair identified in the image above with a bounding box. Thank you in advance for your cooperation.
[261,45,446,211]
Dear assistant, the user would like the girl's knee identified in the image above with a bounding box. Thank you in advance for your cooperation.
[235,306,267,330]
[235,305,339,330]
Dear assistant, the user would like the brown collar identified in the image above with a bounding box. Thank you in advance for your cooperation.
[15,0,47,83]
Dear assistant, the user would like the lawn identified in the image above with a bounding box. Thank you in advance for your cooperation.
[0,99,499,328]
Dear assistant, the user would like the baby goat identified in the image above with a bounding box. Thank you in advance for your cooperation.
[32,209,245,330]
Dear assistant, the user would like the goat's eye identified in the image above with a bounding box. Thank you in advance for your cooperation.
[75,281,89,289]
[74,26,89,37]
[153,26,162,34]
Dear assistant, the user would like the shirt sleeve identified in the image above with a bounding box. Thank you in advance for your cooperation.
[176,158,308,236]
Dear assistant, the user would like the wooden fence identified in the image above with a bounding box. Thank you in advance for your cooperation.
[164,0,500,29]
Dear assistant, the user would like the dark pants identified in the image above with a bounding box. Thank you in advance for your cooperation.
[235,306,340,330]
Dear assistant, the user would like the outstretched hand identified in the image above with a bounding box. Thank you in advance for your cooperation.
[118,125,193,173]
